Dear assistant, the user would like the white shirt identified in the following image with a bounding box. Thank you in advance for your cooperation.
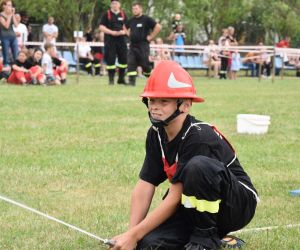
[42,53,53,75]
[75,44,91,58]
[13,23,28,46]
[42,23,59,44]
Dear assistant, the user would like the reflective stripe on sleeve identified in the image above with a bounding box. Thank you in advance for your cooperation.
[181,194,221,213]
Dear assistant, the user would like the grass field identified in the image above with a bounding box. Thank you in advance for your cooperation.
[0,75,300,249]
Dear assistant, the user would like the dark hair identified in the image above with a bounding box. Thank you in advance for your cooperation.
[44,43,54,51]
[34,48,43,54]
[132,1,142,7]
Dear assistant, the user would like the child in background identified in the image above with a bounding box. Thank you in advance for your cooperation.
[7,50,32,85]
[42,43,60,85]
[231,49,241,80]
[26,48,46,85]
[52,55,68,84]
[219,38,230,79]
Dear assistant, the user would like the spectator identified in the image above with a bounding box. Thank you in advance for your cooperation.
[7,50,31,85]
[42,16,59,45]
[125,2,161,86]
[219,38,230,79]
[84,26,93,42]
[243,52,257,77]
[0,0,19,67]
[42,43,60,85]
[91,29,104,76]
[172,13,182,32]
[13,13,28,49]
[227,26,237,45]
[26,48,46,85]
[276,36,290,48]
[0,57,11,80]
[218,28,229,46]
[52,54,68,84]
[168,24,186,56]
[256,42,271,78]
[203,40,220,78]
[155,37,171,62]
[75,36,98,75]
[230,47,241,80]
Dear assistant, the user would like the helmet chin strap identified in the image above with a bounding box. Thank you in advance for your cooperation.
[142,98,184,128]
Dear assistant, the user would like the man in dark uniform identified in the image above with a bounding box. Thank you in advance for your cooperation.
[125,2,161,86]
[100,0,127,85]
[110,61,258,250]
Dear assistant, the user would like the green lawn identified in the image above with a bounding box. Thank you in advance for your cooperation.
[0,75,300,249]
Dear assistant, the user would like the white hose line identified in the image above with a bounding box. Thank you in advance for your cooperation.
[235,224,300,234]
[0,194,113,246]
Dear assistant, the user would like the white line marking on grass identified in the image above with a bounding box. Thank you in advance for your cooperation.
[235,224,300,234]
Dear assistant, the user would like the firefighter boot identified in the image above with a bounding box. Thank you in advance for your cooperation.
[128,75,136,86]
[108,70,115,85]
[117,68,127,85]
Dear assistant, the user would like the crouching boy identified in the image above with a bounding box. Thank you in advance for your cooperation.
[110,61,258,250]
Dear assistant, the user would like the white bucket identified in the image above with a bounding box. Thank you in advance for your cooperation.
[237,114,271,134]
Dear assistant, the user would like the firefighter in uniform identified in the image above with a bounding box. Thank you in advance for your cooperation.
[110,61,258,250]
[100,0,127,85]
[125,2,161,86]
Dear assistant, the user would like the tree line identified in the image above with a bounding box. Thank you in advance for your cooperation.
[13,0,300,46]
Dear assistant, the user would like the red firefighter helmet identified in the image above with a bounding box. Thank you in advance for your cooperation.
[141,60,204,102]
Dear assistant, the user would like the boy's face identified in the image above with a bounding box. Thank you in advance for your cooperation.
[148,98,178,121]
[49,48,56,57]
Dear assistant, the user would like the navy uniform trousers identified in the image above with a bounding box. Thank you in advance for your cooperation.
[136,155,257,250]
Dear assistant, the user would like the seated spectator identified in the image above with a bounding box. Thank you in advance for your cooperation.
[256,42,271,78]
[75,36,99,75]
[52,54,68,84]
[243,52,257,77]
[26,48,46,85]
[0,56,11,80]
[91,29,104,76]
[7,50,31,85]
[203,40,220,78]
[42,43,60,85]
[155,37,171,62]
[13,13,28,49]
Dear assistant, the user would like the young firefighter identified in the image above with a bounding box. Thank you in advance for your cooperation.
[110,61,258,250]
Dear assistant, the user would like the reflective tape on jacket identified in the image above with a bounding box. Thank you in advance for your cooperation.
[181,194,221,213]
[85,62,92,68]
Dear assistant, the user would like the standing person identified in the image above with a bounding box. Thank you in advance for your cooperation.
[100,0,128,85]
[13,13,28,49]
[231,49,241,80]
[219,38,230,79]
[125,2,161,86]
[109,61,258,250]
[42,16,58,45]
[0,0,18,67]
